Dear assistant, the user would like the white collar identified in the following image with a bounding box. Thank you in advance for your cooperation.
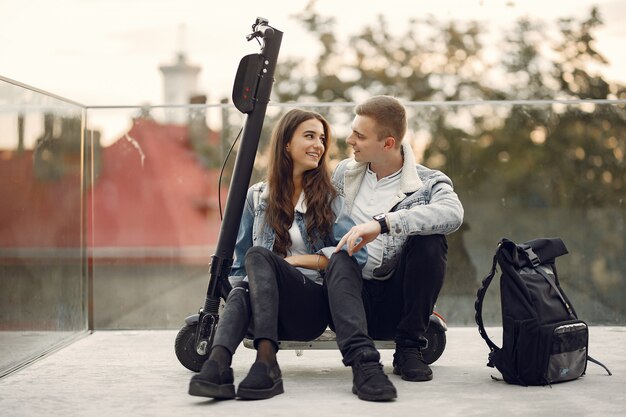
[366,164,403,181]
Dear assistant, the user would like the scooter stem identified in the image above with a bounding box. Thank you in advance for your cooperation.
[195,18,283,355]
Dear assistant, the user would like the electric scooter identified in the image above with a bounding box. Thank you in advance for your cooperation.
[174,17,447,373]
[174,17,282,372]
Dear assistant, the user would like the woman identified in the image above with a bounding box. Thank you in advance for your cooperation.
[188,109,366,400]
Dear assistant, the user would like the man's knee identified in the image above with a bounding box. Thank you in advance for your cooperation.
[328,250,354,266]
[326,251,361,281]
[405,234,448,259]
[397,235,448,287]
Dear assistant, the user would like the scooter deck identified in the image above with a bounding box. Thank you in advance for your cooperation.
[242,328,397,351]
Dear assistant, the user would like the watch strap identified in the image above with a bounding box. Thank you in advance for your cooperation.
[373,214,389,234]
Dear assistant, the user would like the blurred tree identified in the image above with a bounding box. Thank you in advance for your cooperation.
[274,3,624,192]
[553,8,610,100]
[475,7,626,210]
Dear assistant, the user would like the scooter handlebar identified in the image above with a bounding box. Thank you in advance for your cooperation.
[246,17,275,41]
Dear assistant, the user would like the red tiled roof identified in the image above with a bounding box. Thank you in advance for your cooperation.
[0,119,225,262]
[88,118,224,253]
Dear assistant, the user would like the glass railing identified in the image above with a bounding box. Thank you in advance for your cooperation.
[0,76,88,377]
[84,100,625,329]
[2,74,625,376]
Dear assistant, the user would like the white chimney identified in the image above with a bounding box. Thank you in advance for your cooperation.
[159,25,201,124]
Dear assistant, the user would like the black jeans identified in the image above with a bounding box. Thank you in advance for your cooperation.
[324,234,448,365]
[212,246,330,355]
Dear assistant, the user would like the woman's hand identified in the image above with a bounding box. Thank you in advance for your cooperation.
[284,254,327,271]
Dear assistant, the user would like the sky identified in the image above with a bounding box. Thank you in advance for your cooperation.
[2,0,626,108]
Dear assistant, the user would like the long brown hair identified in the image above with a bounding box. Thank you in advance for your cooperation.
[265,109,337,256]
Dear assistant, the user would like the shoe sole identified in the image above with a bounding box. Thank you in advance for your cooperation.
[352,385,397,402]
[189,381,236,400]
[236,380,284,400]
[393,367,433,382]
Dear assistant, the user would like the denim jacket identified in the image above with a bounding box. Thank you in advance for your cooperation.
[332,141,464,279]
[229,182,367,285]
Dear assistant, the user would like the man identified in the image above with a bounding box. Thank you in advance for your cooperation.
[325,95,464,401]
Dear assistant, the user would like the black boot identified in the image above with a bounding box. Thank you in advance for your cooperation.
[236,361,284,400]
[393,346,433,381]
[189,359,235,400]
[351,350,397,402]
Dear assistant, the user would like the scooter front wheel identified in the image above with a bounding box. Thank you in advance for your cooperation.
[174,323,207,372]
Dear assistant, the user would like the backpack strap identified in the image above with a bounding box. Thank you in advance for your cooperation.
[587,355,613,376]
[534,266,576,319]
[475,245,501,353]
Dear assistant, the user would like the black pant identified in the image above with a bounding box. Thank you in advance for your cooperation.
[324,234,448,365]
[212,246,330,354]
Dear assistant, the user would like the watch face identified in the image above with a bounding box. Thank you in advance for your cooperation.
[374,214,385,221]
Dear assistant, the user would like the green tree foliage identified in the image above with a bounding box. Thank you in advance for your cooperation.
[274,2,625,210]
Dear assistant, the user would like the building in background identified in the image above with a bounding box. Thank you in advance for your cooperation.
[158,26,202,125]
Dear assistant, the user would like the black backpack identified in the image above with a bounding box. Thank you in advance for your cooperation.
[475,237,611,386]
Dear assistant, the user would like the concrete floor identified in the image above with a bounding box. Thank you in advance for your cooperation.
[0,327,624,417]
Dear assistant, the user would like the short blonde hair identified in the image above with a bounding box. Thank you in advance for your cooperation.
[355,95,407,145]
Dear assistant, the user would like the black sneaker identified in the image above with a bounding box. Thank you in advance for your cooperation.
[189,359,236,400]
[393,346,433,381]
[236,361,284,400]
[351,351,397,402]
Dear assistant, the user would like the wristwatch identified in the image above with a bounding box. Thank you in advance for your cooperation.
[372,213,389,234]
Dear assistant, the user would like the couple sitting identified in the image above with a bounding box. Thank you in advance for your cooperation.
[188,95,464,402]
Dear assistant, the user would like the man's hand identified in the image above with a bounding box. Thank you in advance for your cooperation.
[334,220,381,256]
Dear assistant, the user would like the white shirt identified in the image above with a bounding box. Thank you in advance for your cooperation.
[287,191,308,256]
[287,191,320,282]
[351,165,402,279]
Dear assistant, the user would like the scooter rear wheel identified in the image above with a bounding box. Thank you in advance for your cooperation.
[422,326,446,365]
[175,323,207,372]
